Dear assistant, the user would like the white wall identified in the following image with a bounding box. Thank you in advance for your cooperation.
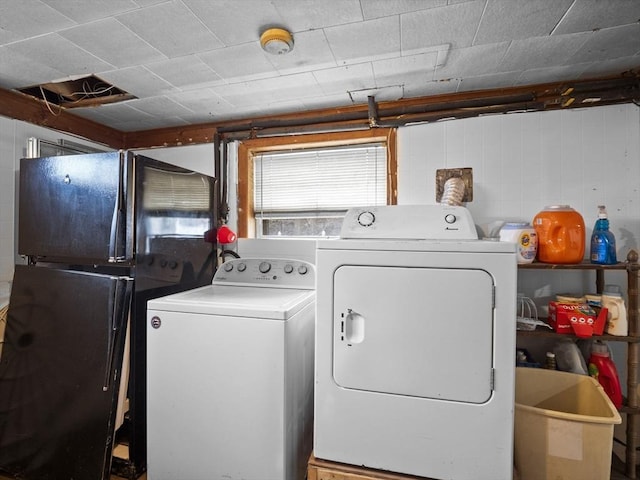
[399,103,640,246]
[399,102,640,313]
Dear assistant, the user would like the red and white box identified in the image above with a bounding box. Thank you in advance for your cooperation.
[548,302,608,337]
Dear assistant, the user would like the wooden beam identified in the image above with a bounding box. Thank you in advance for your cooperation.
[0,88,125,148]
[1,71,638,150]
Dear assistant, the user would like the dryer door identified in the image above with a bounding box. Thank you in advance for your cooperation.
[333,265,495,403]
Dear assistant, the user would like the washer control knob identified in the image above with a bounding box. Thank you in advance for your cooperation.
[357,211,376,227]
[259,261,271,273]
[237,262,247,272]
[444,214,457,224]
[298,265,308,275]
[223,262,234,272]
[284,264,294,274]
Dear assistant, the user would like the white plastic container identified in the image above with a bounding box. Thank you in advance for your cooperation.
[499,222,538,264]
[602,284,628,336]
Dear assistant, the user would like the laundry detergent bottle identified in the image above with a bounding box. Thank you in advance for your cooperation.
[588,340,623,409]
[602,284,628,336]
[590,205,617,265]
[533,205,585,264]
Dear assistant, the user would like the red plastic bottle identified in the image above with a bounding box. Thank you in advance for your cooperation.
[588,341,623,409]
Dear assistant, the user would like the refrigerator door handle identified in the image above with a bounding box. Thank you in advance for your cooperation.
[108,200,120,263]
[103,279,129,391]
[108,154,127,263]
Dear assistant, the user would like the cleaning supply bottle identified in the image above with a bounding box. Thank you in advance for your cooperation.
[590,205,617,265]
[533,205,585,264]
[602,284,628,336]
[588,340,623,409]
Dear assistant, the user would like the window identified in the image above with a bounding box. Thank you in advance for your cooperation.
[238,129,397,238]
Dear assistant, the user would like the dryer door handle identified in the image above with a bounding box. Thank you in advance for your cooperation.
[343,309,365,344]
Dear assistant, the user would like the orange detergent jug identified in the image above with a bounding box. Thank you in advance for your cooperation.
[533,205,585,264]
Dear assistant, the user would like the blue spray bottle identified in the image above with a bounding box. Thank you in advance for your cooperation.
[590,205,617,265]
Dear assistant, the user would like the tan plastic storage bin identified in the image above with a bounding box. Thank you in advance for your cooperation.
[514,367,621,480]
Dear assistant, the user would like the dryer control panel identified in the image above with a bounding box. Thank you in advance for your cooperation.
[213,258,315,289]
[340,205,478,240]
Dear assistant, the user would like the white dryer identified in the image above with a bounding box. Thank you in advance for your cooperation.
[314,205,517,480]
[146,258,315,480]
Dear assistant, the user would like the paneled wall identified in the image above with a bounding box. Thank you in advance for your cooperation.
[398,103,640,247]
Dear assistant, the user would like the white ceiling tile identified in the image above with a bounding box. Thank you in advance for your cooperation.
[0,0,75,40]
[515,63,591,86]
[313,63,376,95]
[127,96,194,116]
[301,92,353,110]
[146,56,222,89]
[401,0,485,51]
[89,102,155,122]
[499,32,591,72]
[435,43,509,80]
[402,78,460,98]
[0,46,66,88]
[42,0,139,22]
[255,99,308,116]
[182,0,284,46]
[373,52,439,83]
[474,0,574,45]
[457,71,522,92]
[577,55,640,79]
[570,24,640,64]
[169,89,236,118]
[553,0,640,35]
[361,0,447,20]
[5,34,113,78]
[377,70,434,94]
[272,0,362,30]
[213,73,323,106]
[0,28,19,45]
[72,107,123,124]
[325,16,401,65]
[99,66,176,97]
[199,43,279,82]
[59,17,166,68]
[116,1,224,58]
[263,30,337,75]
[131,0,167,6]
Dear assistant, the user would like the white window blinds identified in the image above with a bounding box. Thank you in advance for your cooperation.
[254,143,387,214]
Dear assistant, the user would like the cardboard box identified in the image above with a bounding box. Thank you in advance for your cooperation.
[548,302,608,337]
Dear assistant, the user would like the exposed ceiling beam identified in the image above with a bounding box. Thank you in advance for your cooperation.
[0,72,638,150]
[0,88,125,148]
[123,72,640,147]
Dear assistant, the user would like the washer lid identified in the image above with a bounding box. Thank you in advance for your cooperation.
[148,284,315,320]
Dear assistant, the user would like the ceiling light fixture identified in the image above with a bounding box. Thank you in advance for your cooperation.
[260,28,294,55]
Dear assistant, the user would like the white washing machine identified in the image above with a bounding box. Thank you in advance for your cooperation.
[146,258,315,480]
[314,205,517,480]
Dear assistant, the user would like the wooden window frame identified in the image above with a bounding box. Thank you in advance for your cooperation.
[237,128,397,238]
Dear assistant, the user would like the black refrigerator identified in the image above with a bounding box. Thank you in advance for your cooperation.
[0,151,217,480]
